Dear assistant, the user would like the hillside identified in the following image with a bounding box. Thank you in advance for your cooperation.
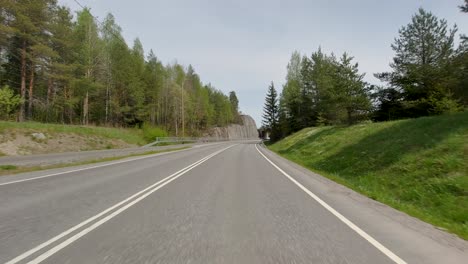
[269,112,468,239]
[0,122,147,156]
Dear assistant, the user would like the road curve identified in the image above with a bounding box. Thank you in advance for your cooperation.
[0,142,467,263]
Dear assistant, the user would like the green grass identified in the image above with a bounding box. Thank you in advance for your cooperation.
[269,111,468,239]
[0,147,190,176]
[0,121,147,145]
[0,165,17,170]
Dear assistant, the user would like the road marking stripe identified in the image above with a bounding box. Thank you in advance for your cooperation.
[255,144,407,264]
[6,145,235,264]
[0,145,212,187]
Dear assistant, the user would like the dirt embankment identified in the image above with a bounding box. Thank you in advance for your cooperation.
[0,130,136,156]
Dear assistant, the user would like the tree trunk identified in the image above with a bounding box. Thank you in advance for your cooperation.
[347,108,352,125]
[46,78,53,122]
[150,100,156,126]
[18,41,27,122]
[27,62,34,119]
[83,91,89,125]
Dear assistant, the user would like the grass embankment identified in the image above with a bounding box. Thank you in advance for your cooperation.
[0,147,189,176]
[269,112,468,239]
[0,121,173,155]
[0,121,147,145]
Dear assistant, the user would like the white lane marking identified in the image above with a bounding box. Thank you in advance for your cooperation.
[6,145,235,264]
[0,144,218,186]
[255,144,407,264]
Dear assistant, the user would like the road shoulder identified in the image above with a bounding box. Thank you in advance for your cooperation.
[257,144,468,264]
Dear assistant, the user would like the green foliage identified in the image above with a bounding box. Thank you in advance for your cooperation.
[141,124,168,142]
[262,82,278,128]
[275,49,371,139]
[429,94,463,114]
[270,111,468,239]
[0,1,238,135]
[375,8,465,119]
[0,165,17,170]
[262,82,280,141]
[460,0,468,12]
[0,85,22,120]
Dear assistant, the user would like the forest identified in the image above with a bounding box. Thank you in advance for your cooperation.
[263,5,468,141]
[0,0,241,136]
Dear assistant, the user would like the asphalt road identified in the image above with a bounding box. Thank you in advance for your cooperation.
[0,142,467,263]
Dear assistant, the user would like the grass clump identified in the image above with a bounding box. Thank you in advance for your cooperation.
[269,111,468,239]
[0,165,17,170]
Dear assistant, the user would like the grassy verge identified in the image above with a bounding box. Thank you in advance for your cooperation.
[269,111,468,239]
[0,147,190,176]
[0,121,147,146]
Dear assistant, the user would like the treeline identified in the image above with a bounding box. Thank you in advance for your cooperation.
[263,6,468,141]
[0,0,240,136]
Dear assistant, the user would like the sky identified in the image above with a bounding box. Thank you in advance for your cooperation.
[59,0,468,127]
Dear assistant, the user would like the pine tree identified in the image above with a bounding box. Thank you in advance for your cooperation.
[262,82,279,140]
[1,0,56,121]
[376,8,458,117]
[229,91,240,123]
[335,53,371,124]
[460,0,468,12]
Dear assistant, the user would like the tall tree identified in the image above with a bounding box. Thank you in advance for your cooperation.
[262,81,279,140]
[228,91,240,123]
[334,53,371,124]
[74,7,102,125]
[1,0,56,121]
[281,51,302,132]
[376,8,458,117]
[45,5,75,122]
[460,0,468,12]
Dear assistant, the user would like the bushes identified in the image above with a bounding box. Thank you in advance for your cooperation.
[0,85,22,120]
[141,124,168,142]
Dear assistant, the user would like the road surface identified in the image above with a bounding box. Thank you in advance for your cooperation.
[0,142,467,263]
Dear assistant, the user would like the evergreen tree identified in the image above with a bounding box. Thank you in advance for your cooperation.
[335,53,371,124]
[229,91,240,123]
[460,0,468,12]
[376,8,459,117]
[262,82,279,141]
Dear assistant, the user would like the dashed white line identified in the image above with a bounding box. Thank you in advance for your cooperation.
[6,145,235,264]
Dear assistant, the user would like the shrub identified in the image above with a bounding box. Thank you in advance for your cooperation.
[0,85,22,120]
[142,124,168,142]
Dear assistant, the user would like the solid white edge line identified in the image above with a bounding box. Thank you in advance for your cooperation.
[6,144,235,264]
[255,144,407,264]
[0,144,216,187]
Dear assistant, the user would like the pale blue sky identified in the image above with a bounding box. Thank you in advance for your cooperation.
[59,0,468,126]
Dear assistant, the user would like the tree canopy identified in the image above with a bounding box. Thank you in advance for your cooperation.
[265,6,467,141]
[0,0,240,136]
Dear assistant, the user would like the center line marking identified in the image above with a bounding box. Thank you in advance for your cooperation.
[255,144,407,264]
[6,145,236,264]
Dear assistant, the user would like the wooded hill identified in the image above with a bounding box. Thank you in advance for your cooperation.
[262,6,468,141]
[0,0,241,136]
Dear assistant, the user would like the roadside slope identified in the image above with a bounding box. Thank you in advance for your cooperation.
[269,111,468,239]
[0,122,152,156]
